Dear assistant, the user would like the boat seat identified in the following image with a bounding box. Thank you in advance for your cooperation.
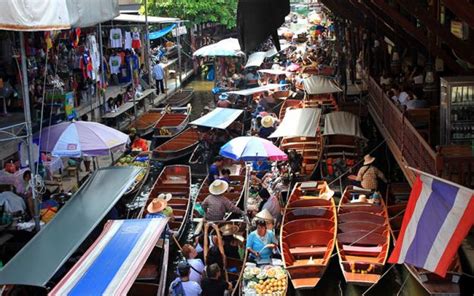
[291,258,325,266]
[344,255,381,264]
[290,246,327,257]
[343,245,382,256]
[137,263,159,280]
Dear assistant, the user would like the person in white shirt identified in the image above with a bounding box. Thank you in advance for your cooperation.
[391,85,409,106]
[182,244,205,284]
[169,261,202,296]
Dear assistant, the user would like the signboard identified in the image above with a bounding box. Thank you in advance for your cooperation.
[172,26,187,37]
[450,21,469,40]
[64,91,76,120]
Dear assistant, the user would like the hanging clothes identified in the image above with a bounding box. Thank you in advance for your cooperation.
[86,35,100,81]
[131,31,141,49]
[109,55,122,75]
[109,28,123,48]
[79,50,94,80]
[124,31,133,50]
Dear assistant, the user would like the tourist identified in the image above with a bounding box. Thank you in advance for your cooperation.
[201,180,245,221]
[219,168,231,183]
[169,261,202,296]
[349,155,387,191]
[182,244,205,284]
[216,93,232,108]
[258,116,276,139]
[123,85,134,102]
[152,61,165,95]
[391,85,409,106]
[201,263,232,296]
[246,219,278,262]
[208,156,224,184]
[220,224,241,259]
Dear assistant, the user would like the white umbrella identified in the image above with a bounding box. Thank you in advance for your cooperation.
[193,38,245,57]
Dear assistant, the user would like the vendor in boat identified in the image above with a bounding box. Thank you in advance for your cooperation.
[216,93,232,108]
[246,219,278,262]
[257,188,281,224]
[146,193,174,219]
[349,155,387,191]
[253,159,271,179]
[129,128,149,152]
[218,168,231,183]
[258,116,276,139]
[208,156,224,184]
[201,180,245,221]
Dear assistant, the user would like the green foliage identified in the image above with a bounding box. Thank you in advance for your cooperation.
[142,0,238,29]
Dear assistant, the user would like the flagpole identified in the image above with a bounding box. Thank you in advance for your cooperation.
[405,166,474,193]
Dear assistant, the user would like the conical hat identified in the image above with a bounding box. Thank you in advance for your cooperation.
[256,209,273,221]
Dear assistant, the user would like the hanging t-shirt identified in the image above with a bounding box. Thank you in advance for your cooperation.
[132,31,141,49]
[109,28,123,48]
[109,55,122,74]
[86,35,100,81]
[124,31,133,50]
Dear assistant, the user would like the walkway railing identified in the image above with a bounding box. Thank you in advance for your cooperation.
[366,76,437,184]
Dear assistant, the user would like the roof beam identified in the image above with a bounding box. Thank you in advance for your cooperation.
[396,0,474,65]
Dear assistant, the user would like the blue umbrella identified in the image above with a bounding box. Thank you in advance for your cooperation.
[219,136,287,161]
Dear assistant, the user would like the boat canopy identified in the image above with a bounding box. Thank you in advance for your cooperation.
[245,52,267,68]
[0,0,119,31]
[269,108,321,138]
[114,13,179,24]
[49,218,168,296]
[226,84,286,96]
[190,108,243,130]
[0,167,142,287]
[303,75,342,95]
[323,111,366,140]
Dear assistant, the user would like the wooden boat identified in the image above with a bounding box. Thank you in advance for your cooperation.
[162,88,194,107]
[152,127,200,162]
[153,105,192,142]
[194,171,246,220]
[281,132,323,178]
[388,202,462,295]
[281,181,337,289]
[204,220,248,295]
[336,186,390,286]
[50,219,170,296]
[141,165,192,239]
[304,93,338,113]
[278,99,303,120]
[128,106,190,137]
[188,141,212,178]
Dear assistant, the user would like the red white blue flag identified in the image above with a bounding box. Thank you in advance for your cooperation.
[389,174,474,276]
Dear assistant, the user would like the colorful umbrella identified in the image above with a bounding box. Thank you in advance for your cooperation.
[38,121,129,157]
[219,136,287,161]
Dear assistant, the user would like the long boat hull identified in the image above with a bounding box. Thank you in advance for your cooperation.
[281,181,337,289]
[153,106,191,141]
[152,128,200,162]
[336,186,391,286]
[141,165,192,240]
[162,88,194,107]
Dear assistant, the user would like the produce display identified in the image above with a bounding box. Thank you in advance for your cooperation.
[243,265,287,296]
[116,155,149,192]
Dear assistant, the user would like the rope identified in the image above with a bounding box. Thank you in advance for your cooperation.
[396,275,409,296]
[361,264,396,296]
[327,139,386,187]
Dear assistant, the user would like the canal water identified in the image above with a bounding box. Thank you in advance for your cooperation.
[148,78,450,296]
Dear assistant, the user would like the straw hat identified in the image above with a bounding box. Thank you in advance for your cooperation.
[220,224,239,236]
[219,93,229,101]
[261,116,275,128]
[363,154,376,165]
[147,193,172,213]
[209,180,229,196]
[255,209,273,222]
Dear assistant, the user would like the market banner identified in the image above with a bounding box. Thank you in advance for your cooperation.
[64,92,76,120]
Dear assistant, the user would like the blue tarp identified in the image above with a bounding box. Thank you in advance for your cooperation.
[190,108,243,129]
[148,24,176,40]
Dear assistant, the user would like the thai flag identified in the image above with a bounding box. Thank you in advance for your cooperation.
[389,174,474,276]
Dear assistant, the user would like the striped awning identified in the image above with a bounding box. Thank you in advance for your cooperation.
[50,218,168,296]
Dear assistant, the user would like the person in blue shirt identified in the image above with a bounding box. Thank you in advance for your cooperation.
[208,156,224,184]
[258,116,276,140]
[252,159,271,179]
[219,168,231,183]
[246,219,278,262]
[152,62,165,95]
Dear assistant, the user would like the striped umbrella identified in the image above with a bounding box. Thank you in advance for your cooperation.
[219,136,287,161]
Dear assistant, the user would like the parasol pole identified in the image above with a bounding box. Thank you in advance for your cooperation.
[19,32,40,231]
[244,162,252,215]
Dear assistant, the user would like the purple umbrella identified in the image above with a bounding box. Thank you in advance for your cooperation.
[39,121,130,157]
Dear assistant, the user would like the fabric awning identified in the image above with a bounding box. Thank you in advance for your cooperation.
[0,167,141,287]
[269,108,321,138]
[323,111,366,139]
[114,13,179,24]
[0,0,119,31]
[226,84,286,96]
[148,24,176,40]
[49,218,168,295]
[245,52,267,68]
[303,75,342,95]
[190,108,243,129]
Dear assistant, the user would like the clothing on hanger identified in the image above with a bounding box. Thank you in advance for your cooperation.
[124,31,132,50]
[132,31,141,49]
[109,54,122,75]
[109,28,123,48]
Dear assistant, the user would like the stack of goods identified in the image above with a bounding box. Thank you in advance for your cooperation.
[243,265,287,296]
[116,155,149,191]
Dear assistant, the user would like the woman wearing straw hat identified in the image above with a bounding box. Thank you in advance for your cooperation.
[201,180,245,221]
[258,115,276,139]
[146,193,174,219]
[349,154,387,191]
